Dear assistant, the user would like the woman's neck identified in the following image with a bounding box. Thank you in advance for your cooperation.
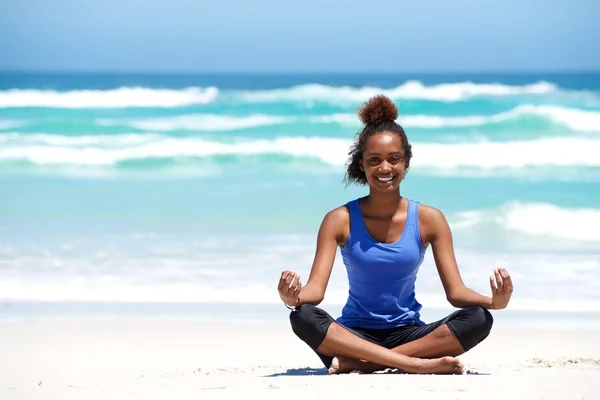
[363,189,403,217]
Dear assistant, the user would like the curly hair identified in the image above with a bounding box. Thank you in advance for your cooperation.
[344,95,412,186]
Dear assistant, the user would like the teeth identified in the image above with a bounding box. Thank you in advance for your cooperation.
[377,176,393,182]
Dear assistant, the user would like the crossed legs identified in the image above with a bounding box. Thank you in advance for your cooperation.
[290,305,493,374]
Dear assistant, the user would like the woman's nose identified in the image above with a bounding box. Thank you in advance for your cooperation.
[378,161,392,172]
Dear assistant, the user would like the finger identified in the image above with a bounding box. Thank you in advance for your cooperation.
[291,281,301,296]
[291,276,302,290]
[489,273,498,292]
[278,270,290,291]
[284,274,297,296]
[494,268,503,289]
[285,272,295,286]
[293,279,303,299]
[289,272,297,285]
[287,271,296,279]
[288,273,298,288]
[498,268,509,289]
[289,279,302,295]
[501,268,513,292]
[279,270,294,292]
[497,268,507,293]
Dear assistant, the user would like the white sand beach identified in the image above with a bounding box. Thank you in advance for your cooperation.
[1,319,599,400]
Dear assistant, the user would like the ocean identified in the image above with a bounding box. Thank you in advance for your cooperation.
[1,71,599,326]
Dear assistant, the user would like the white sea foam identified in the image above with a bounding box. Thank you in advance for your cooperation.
[2,133,600,170]
[316,105,600,132]
[236,81,558,103]
[97,105,600,133]
[411,137,600,169]
[0,132,162,146]
[0,87,218,108]
[2,280,600,314]
[510,105,600,132]
[0,133,351,166]
[0,81,561,108]
[401,105,600,132]
[1,232,599,312]
[97,114,293,131]
[451,202,600,242]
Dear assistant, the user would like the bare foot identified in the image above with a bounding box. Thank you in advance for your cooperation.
[328,356,372,374]
[328,357,341,375]
[418,356,464,375]
[329,355,463,375]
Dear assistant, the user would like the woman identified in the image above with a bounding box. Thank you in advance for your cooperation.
[277,94,513,375]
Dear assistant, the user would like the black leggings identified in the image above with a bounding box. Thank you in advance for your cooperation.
[290,304,494,368]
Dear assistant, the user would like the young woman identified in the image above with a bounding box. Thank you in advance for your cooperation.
[277,95,513,375]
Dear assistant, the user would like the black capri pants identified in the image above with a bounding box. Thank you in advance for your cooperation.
[290,304,493,368]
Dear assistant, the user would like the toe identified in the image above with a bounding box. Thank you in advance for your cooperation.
[455,360,465,374]
[328,357,340,375]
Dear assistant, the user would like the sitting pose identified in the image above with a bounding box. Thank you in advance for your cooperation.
[277,95,513,375]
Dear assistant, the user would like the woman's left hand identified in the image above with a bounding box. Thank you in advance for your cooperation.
[489,268,513,310]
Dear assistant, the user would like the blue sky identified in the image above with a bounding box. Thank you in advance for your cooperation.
[0,0,598,72]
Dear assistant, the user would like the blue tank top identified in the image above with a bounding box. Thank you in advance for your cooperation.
[336,198,426,329]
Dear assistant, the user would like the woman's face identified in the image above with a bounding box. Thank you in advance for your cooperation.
[359,131,407,193]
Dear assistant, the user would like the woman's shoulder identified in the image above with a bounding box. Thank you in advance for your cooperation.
[414,201,448,226]
[414,201,451,242]
[322,203,351,226]
[318,202,353,244]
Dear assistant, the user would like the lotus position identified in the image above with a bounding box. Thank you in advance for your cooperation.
[277,95,513,375]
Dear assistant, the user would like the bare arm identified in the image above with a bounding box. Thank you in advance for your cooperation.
[421,206,495,309]
[278,207,347,307]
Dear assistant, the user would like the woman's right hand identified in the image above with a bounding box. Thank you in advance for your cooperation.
[278,270,302,307]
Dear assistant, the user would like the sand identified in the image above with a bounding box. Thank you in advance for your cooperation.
[1,319,599,400]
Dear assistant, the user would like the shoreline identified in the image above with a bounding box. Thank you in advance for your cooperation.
[3,300,600,329]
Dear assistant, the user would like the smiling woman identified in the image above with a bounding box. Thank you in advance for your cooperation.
[344,95,412,189]
[277,94,513,375]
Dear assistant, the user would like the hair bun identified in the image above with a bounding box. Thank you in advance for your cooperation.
[358,95,399,125]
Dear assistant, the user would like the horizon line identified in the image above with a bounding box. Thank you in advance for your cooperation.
[1,68,600,75]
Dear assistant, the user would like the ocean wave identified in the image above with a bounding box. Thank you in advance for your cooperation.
[0,132,162,146]
[1,220,599,308]
[95,105,600,133]
[1,237,600,311]
[499,105,600,132]
[398,104,600,132]
[1,279,599,312]
[2,133,600,170]
[0,81,562,108]
[0,87,218,108]
[0,133,350,166]
[451,202,600,242]
[234,81,558,103]
[399,104,600,132]
[97,114,294,131]
[411,137,600,169]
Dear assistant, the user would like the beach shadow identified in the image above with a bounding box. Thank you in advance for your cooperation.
[264,367,329,377]
[264,368,490,377]
[368,369,491,376]
[465,370,491,375]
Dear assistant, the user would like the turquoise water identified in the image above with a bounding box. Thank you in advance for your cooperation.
[1,72,599,318]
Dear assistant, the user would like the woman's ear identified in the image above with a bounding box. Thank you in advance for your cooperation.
[359,160,364,171]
